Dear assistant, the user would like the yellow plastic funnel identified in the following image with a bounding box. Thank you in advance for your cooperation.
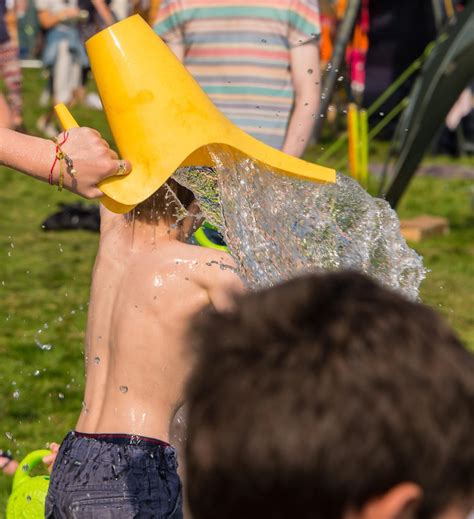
[82,15,335,213]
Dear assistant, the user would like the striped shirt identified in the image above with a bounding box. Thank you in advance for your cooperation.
[154,0,320,149]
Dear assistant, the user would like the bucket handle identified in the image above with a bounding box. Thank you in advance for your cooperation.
[12,450,52,490]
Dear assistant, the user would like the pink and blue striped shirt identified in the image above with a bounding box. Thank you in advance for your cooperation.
[154,0,320,149]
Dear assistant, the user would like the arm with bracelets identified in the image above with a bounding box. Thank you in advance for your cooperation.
[0,127,131,198]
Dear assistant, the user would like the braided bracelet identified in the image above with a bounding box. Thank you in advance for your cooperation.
[49,132,77,191]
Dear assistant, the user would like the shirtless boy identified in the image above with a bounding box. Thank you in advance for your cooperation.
[45,181,244,518]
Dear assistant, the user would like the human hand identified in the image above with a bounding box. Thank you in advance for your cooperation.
[53,127,132,199]
[0,450,18,476]
[43,443,60,474]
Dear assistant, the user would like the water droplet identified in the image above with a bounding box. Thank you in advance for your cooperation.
[26,495,31,502]
[22,464,30,472]
[5,432,13,440]
[119,386,128,393]
[33,370,40,376]
[58,393,65,400]
[337,75,344,82]
[379,111,385,116]
[12,390,20,399]
[307,68,313,74]
[94,357,100,364]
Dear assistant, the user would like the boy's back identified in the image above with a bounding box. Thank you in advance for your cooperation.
[46,202,243,519]
[77,209,241,440]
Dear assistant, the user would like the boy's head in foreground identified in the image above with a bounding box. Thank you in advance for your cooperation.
[186,272,474,519]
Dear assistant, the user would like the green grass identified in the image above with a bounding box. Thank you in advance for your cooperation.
[0,69,473,514]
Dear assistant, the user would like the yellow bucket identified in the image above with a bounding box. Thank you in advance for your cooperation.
[59,15,335,213]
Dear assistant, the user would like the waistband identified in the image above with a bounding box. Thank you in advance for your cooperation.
[72,431,171,448]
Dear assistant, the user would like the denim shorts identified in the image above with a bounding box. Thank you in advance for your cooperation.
[45,431,182,519]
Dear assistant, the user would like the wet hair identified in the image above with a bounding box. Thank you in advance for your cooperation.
[132,178,195,223]
[186,271,474,519]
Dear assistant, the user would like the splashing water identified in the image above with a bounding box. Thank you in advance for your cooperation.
[174,146,425,299]
[33,304,86,351]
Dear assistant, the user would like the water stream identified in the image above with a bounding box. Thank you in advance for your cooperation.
[174,145,426,299]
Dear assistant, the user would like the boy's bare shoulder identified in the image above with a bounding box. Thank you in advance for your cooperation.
[125,240,245,311]
[187,246,245,310]
[128,241,240,284]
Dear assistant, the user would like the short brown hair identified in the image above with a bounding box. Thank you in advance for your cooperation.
[132,178,194,223]
[186,272,474,519]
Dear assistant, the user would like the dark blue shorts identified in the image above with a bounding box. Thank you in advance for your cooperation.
[45,431,182,519]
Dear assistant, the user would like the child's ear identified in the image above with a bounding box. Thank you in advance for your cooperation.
[344,482,422,519]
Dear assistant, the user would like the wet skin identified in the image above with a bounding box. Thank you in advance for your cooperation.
[75,207,244,442]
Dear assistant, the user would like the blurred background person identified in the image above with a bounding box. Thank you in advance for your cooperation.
[76,0,115,109]
[34,0,88,136]
[362,0,437,137]
[154,0,322,158]
[0,0,23,129]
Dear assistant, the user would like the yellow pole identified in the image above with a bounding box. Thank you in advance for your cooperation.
[347,103,359,181]
[359,109,369,189]
[444,0,454,19]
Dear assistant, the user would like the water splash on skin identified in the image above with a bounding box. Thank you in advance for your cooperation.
[174,259,198,267]
[174,146,425,299]
[129,408,147,429]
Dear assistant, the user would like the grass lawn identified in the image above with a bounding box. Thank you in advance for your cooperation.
[0,69,473,514]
